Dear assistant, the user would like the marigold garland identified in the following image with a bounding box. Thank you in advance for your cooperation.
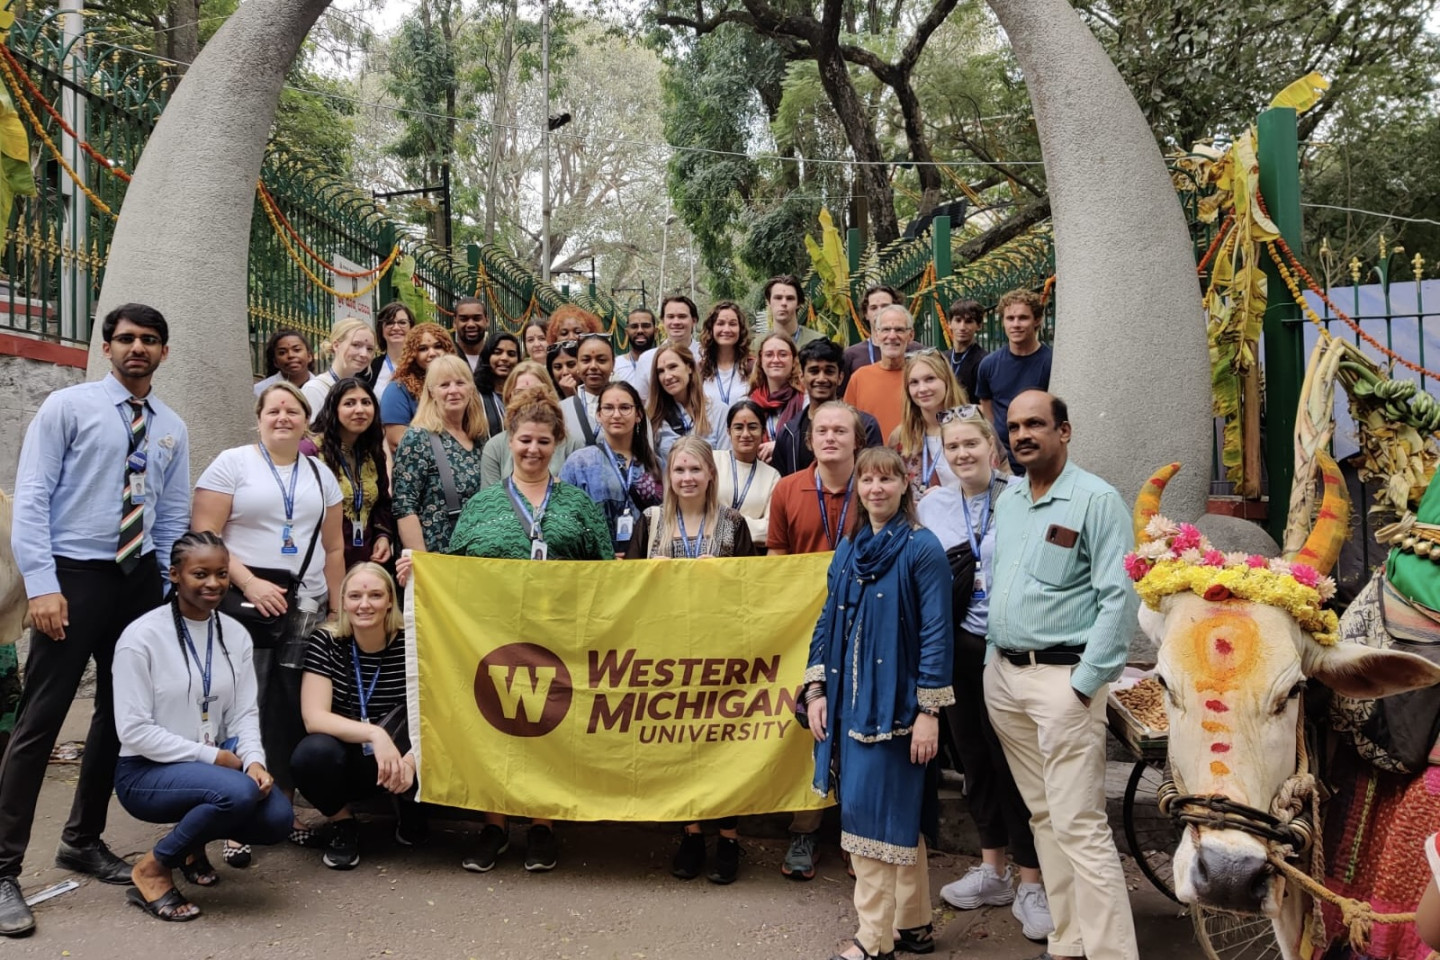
[1128,516,1339,646]
[258,187,399,300]
[0,52,114,217]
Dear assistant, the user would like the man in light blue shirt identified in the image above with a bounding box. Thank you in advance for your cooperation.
[984,390,1139,960]
[0,303,189,937]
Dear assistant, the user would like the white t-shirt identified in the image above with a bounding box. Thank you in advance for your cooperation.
[702,364,748,412]
[196,446,343,600]
[301,371,338,426]
[372,356,399,409]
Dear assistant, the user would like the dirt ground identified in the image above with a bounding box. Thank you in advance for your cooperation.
[0,702,1209,960]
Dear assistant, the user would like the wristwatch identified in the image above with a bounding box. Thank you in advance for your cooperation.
[919,706,940,717]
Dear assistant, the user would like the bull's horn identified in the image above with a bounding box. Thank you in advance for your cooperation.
[1290,451,1349,576]
[1134,462,1182,545]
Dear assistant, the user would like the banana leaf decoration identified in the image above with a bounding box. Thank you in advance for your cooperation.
[804,208,849,343]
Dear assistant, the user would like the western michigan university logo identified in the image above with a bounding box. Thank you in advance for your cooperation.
[473,642,573,737]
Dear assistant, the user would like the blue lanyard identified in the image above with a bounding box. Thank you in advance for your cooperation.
[178,615,216,718]
[815,469,853,549]
[677,509,707,558]
[384,355,395,373]
[351,640,383,723]
[961,488,992,558]
[679,410,694,435]
[766,413,779,440]
[867,340,878,365]
[506,477,553,540]
[258,444,300,522]
[730,455,757,510]
[339,453,365,518]
[920,437,940,487]
[600,440,635,498]
[717,365,737,405]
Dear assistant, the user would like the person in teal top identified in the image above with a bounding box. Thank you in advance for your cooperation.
[444,387,609,876]
[1387,470,1440,612]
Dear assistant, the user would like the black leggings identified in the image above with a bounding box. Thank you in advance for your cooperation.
[947,629,1039,869]
[291,733,418,818]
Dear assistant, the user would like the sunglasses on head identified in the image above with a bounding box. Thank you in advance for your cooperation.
[937,404,984,424]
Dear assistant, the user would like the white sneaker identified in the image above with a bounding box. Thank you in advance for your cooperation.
[1012,881,1055,941]
[940,862,1015,909]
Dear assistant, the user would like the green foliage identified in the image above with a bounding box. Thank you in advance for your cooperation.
[739,193,819,292]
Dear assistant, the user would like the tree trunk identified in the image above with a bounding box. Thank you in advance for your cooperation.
[813,47,898,244]
[167,0,201,75]
[893,76,941,216]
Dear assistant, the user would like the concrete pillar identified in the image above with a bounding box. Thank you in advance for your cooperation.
[984,0,1211,521]
[89,0,333,475]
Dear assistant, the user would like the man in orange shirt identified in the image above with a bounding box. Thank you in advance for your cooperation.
[766,401,862,881]
[842,304,912,441]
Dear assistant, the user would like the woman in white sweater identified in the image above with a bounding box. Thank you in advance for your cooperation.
[112,532,292,922]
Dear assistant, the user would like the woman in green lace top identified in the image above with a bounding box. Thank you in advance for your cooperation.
[444,386,609,874]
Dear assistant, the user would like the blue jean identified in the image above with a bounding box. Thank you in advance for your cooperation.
[114,756,293,867]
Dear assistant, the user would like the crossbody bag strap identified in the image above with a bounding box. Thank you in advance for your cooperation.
[427,431,462,518]
[295,456,325,585]
[572,394,598,446]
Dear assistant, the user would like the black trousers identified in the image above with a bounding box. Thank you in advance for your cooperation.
[946,628,1039,869]
[291,732,420,819]
[0,556,162,878]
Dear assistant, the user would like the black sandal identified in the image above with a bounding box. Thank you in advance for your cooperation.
[179,849,220,887]
[829,938,895,960]
[126,885,201,922]
[894,924,934,954]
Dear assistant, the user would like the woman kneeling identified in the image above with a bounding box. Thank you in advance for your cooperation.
[803,448,954,960]
[112,532,293,922]
[291,563,419,870]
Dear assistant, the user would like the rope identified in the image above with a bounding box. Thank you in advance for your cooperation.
[0,51,115,217]
[1266,855,1417,954]
[256,183,389,278]
[257,187,399,299]
[0,46,132,183]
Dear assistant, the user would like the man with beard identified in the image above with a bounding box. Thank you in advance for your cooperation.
[0,303,191,936]
[774,339,884,476]
[451,297,490,374]
[615,307,657,389]
[984,390,1138,960]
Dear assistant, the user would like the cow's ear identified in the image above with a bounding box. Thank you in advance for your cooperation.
[1301,641,1440,699]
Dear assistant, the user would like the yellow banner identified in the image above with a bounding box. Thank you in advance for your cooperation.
[406,551,834,821]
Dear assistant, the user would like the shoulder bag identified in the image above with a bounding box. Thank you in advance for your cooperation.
[428,432,463,518]
[220,456,325,649]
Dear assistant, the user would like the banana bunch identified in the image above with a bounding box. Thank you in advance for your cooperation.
[1337,359,1440,513]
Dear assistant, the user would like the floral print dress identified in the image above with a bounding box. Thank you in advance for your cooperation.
[392,427,486,553]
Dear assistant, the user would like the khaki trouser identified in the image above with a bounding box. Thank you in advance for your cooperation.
[851,837,930,955]
[984,657,1138,960]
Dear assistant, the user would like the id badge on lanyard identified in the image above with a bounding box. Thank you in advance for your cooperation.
[615,510,634,543]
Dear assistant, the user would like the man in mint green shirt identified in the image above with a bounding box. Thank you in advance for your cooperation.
[984,390,1139,960]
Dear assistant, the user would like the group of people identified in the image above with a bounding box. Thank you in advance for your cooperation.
[0,284,1139,960]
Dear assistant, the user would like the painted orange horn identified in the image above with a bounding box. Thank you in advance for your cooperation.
[1290,450,1349,576]
[1134,462,1182,545]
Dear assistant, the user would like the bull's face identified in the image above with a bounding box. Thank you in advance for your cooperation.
[1133,456,1440,917]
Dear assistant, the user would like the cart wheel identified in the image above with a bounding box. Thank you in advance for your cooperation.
[1192,905,1283,960]
[1122,759,1181,902]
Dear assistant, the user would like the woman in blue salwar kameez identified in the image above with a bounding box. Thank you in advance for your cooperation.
[803,447,954,960]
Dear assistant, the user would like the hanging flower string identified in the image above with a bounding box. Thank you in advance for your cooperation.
[258,185,399,299]
[1126,516,1339,646]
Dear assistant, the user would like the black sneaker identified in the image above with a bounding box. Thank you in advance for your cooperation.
[0,877,34,937]
[461,823,510,873]
[322,819,360,870]
[524,824,558,872]
[671,832,706,880]
[708,837,739,885]
[394,800,430,848]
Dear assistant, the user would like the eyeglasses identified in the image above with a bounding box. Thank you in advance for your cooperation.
[599,404,637,415]
[937,404,984,424]
[381,317,411,328]
[913,346,941,356]
[111,333,163,346]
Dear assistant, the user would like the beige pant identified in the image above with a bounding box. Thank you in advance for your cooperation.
[851,838,931,954]
[985,657,1138,960]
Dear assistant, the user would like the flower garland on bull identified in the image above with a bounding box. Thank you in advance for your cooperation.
[1123,459,1347,647]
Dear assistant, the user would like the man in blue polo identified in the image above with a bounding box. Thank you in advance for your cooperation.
[984,390,1138,960]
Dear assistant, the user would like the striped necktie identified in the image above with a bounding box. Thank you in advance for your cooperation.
[117,398,147,573]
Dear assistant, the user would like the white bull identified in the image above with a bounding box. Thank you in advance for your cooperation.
[1131,456,1440,958]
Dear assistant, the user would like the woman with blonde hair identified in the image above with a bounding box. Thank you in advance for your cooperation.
[292,562,420,871]
[303,317,377,425]
[379,323,457,448]
[392,355,488,554]
[893,351,967,498]
[481,362,583,487]
[648,344,728,469]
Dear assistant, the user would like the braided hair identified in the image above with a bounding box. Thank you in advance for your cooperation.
[168,530,236,699]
